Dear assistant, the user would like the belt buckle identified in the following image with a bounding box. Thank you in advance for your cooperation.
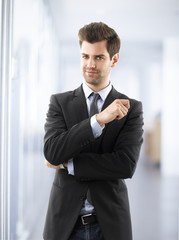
[81,213,92,225]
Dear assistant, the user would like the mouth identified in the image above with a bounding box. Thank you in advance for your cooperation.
[86,71,97,74]
[85,69,99,75]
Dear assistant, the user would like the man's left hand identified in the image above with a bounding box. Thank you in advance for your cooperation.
[45,160,68,170]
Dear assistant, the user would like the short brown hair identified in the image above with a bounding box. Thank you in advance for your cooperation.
[78,22,121,59]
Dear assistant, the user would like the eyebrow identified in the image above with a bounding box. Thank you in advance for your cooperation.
[81,53,106,57]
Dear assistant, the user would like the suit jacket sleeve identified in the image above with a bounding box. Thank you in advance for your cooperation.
[73,100,144,180]
[43,94,95,165]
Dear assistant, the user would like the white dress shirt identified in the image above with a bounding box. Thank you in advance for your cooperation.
[68,82,112,214]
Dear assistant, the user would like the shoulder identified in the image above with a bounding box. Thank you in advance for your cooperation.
[52,91,74,101]
[112,87,143,112]
[50,85,82,104]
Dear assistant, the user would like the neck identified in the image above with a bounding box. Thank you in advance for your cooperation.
[85,81,110,92]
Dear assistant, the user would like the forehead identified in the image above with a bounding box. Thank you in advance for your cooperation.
[81,40,109,56]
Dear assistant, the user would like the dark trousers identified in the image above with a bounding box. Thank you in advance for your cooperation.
[68,220,104,240]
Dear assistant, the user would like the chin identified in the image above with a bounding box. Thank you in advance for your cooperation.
[84,76,100,85]
[85,79,99,86]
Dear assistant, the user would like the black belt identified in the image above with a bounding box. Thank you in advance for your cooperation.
[77,213,97,225]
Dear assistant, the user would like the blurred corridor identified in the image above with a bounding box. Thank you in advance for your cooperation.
[0,0,179,239]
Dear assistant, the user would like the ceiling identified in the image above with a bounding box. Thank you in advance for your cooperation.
[46,0,179,43]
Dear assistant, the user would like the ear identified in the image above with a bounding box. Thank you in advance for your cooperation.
[111,53,119,68]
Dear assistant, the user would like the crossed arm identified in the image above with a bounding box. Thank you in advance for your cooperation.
[45,99,130,170]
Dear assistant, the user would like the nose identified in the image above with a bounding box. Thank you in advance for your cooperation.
[87,58,95,68]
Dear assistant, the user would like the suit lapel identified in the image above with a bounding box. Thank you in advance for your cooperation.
[102,86,122,111]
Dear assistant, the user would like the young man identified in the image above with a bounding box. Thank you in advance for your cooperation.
[43,22,144,240]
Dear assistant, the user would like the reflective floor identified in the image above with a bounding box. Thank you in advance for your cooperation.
[31,159,178,240]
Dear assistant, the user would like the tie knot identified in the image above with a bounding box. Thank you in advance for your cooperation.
[91,92,100,101]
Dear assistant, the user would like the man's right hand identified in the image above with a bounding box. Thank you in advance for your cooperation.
[96,99,130,126]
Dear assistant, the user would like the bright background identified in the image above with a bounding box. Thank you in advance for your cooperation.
[0,0,178,239]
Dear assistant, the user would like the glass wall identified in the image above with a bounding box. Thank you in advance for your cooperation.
[0,0,13,239]
[1,0,60,239]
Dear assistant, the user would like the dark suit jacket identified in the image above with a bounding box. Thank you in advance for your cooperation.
[43,85,144,240]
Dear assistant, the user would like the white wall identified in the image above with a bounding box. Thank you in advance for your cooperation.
[161,38,179,176]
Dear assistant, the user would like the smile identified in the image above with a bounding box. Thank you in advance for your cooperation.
[85,70,98,74]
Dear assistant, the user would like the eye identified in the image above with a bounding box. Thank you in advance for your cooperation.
[96,56,103,60]
[82,55,89,59]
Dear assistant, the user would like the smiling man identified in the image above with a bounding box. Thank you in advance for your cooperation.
[43,22,144,240]
[81,40,118,90]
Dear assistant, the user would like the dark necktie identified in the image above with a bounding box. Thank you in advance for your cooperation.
[89,93,100,117]
[87,93,100,204]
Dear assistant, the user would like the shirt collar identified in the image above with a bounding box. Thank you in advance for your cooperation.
[82,82,112,102]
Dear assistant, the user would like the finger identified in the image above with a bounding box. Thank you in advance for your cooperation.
[120,108,128,116]
[45,160,51,167]
[120,99,130,109]
[116,109,125,119]
[55,166,61,170]
[115,102,128,116]
[118,103,128,114]
[45,160,61,169]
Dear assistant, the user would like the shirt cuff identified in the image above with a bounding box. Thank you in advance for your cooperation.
[90,115,105,138]
[67,159,74,175]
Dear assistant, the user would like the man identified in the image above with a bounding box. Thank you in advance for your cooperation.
[43,22,143,240]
